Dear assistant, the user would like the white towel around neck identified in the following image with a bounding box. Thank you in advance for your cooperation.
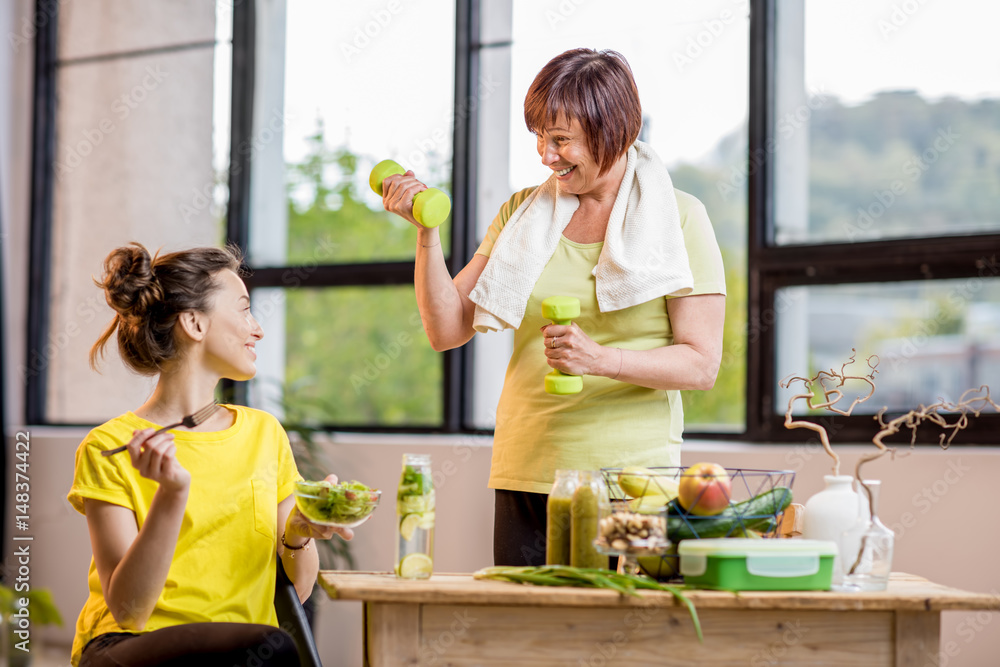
[469,140,693,333]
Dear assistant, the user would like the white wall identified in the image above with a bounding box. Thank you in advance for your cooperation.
[9,430,999,667]
[1,0,220,428]
[46,0,219,424]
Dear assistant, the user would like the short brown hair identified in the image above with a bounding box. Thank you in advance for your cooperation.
[524,48,642,176]
[90,242,244,375]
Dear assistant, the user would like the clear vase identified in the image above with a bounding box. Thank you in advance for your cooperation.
[801,475,869,588]
[395,454,435,579]
[842,480,894,592]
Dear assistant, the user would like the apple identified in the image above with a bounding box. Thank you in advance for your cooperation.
[677,462,732,516]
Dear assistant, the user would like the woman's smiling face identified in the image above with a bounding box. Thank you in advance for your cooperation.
[200,269,263,382]
[535,116,622,198]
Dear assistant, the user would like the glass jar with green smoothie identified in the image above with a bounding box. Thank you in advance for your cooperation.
[571,470,611,569]
[546,470,579,566]
[546,469,610,568]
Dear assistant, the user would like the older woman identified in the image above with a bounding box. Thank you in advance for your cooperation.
[382,48,726,565]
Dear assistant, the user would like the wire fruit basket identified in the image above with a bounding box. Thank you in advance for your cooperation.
[599,467,796,581]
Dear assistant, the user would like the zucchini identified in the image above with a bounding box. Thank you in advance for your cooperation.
[667,487,792,542]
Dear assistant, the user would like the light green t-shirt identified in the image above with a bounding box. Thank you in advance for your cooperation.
[476,187,726,494]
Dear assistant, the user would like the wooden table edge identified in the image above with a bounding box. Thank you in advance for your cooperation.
[317,570,1000,613]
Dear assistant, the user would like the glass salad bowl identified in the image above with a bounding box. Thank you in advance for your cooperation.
[294,480,381,528]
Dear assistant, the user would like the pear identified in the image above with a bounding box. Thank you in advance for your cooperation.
[618,466,680,500]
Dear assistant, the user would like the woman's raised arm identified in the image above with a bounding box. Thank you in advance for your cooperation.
[382,171,487,351]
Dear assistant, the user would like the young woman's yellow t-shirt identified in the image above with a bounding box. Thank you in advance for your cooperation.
[477,188,727,494]
[66,405,301,666]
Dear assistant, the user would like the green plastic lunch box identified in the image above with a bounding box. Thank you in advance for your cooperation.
[679,538,838,591]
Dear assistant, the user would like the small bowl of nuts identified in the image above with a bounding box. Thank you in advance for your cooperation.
[594,509,670,554]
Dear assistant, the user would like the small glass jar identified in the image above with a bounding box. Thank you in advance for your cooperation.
[395,454,435,579]
[546,470,579,565]
[570,471,611,569]
[842,480,894,591]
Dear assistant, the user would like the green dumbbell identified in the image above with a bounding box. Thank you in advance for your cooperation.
[369,159,452,228]
[542,296,583,395]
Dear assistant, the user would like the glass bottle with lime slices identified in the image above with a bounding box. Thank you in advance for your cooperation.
[395,453,435,579]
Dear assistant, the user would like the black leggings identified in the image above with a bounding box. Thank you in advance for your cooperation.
[493,489,550,566]
[79,623,299,667]
[493,489,613,569]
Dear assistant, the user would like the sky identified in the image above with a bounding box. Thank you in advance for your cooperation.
[214,0,1000,207]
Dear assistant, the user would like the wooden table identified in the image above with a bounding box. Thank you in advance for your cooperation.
[318,571,1000,666]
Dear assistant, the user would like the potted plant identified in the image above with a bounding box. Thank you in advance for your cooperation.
[228,379,356,572]
[0,585,63,667]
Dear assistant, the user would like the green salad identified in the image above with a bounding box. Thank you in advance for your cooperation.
[295,480,380,526]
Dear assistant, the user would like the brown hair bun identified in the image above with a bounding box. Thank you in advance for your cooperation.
[90,242,244,375]
[97,242,164,323]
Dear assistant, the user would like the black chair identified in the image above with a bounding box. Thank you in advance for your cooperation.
[274,559,323,667]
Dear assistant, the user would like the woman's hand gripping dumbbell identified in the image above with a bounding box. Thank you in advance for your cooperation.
[370,159,452,228]
[541,296,584,395]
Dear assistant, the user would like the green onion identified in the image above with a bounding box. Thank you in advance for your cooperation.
[473,565,702,642]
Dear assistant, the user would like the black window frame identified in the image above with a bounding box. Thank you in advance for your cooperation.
[745,0,1000,445]
[223,0,482,434]
[25,0,58,425]
[22,0,1000,443]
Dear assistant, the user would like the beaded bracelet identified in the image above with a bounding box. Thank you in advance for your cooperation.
[281,531,312,558]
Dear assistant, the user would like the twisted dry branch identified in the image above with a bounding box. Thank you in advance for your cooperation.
[847,386,998,575]
[779,350,879,476]
[856,385,1000,481]
[780,350,997,576]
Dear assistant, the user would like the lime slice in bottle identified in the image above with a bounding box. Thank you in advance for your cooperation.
[399,513,421,541]
[397,495,430,515]
[398,553,433,579]
[417,511,435,529]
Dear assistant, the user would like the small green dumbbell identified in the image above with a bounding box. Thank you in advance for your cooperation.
[369,159,452,228]
[542,296,583,395]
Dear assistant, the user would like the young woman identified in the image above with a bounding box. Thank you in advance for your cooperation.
[68,243,351,666]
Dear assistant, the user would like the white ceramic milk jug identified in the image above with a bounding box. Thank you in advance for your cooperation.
[801,475,869,588]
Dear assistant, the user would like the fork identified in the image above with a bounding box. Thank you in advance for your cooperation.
[102,401,222,457]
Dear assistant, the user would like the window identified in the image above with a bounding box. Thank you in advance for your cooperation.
[752,0,1000,443]
[233,0,750,432]
[232,0,460,430]
[25,1,233,424]
[502,0,750,433]
[25,1,998,442]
